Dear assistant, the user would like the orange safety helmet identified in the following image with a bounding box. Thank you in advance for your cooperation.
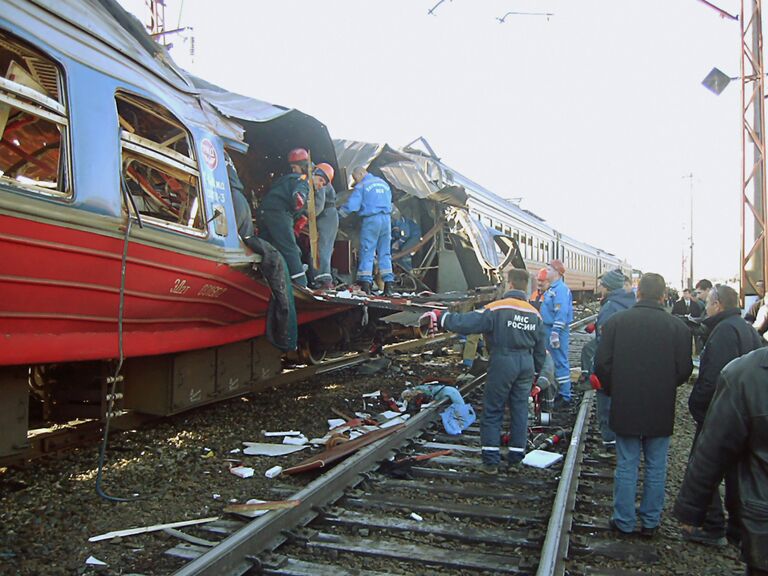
[314,162,335,184]
[537,268,548,281]
[287,148,309,163]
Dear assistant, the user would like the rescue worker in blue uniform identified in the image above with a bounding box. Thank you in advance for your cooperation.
[312,162,338,290]
[339,166,395,295]
[421,268,547,474]
[541,259,574,404]
[257,148,310,287]
[391,207,421,273]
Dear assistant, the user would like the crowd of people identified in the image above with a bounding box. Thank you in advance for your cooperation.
[230,148,422,295]
[421,263,767,576]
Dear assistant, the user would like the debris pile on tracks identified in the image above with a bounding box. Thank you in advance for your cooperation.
[0,343,462,576]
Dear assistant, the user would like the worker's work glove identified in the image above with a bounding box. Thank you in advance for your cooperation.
[549,331,560,349]
[585,322,596,334]
[293,191,305,212]
[419,309,443,336]
[293,215,308,237]
[589,374,602,391]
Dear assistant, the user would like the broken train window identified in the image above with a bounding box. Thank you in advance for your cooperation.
[0,30,69,196]
[117,93,205,232]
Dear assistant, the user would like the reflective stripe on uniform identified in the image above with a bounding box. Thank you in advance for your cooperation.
[291,271,307,280]
[481,446,500,451]
[509,447,526,453]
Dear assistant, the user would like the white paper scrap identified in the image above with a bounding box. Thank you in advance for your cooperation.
[327,418,346,430]
[265,466,282,479]
[282,435,308,446]
[229,466,255,479]
[380,415,410,429]
[362,390,381,398]
[380,410,402,420]
[521,450,563,469]
[86,556,107,567]
[233,499,270,518]
[263,430,302,437]
[242,443,309,456]
[410,513,423,522]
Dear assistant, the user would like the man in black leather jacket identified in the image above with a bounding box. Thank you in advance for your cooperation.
[674,347,768,575]
[683,285,763,546]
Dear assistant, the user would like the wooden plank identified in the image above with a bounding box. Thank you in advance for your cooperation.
[342,494,543,523]
[223,500,301,514]
[374,478,540,501]
[422,441,482,452]
[307,533,524,573]
[89,516,219,542]
[322,509,538,547]
[262,555,399,576]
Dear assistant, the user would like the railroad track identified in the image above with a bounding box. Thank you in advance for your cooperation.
[157,321,597,576]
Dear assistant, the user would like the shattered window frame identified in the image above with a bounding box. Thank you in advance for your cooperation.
[0,30,71,198]
[116,91,207,237]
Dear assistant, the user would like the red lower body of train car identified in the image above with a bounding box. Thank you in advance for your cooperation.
[0,214,341,366]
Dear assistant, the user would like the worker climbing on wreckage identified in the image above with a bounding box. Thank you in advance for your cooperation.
[541,259,574,407]
[311,162,338,290]
[257,148,311,287]
[420,268,547,474]
[339,166,395,295]
[391,205,422,274]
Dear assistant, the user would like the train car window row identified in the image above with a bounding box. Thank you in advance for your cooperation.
[0,31,69,197]
[117,93,206,235]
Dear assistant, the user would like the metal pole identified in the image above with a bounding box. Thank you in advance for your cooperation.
[683,173,694,289]
[753,2,766,291]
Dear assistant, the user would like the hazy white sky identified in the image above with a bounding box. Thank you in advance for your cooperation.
[120,0,745,287]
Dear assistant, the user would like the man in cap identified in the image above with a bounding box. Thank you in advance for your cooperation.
[530,268,549,311]
[311,162,338,290]
[590,269,636,453]
[339,167,395,295]
[257,148,310,287]
[541,259,574,405]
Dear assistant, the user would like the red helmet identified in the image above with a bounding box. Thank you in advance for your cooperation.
[314,162,335,184]
[287,148,309,163]
[537,268,548,281]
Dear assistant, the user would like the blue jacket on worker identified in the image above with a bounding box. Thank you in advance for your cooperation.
[441,290,547,466]
[339,173,394,284]
[596,288,635,342]
[391,216,421,272]
[541,278,574,400]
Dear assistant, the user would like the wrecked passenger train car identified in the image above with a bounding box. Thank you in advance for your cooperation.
[334,138,631,300]
[0,0,356,458]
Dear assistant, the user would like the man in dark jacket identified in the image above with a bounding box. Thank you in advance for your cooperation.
[672,289,702,317]
[591,269,636,452]
[674,348,768,575]
[421,268,547,474]
[683,284,763,546]
[594,273,693,536]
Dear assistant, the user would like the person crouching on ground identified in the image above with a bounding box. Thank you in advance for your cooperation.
[420,268,546,474]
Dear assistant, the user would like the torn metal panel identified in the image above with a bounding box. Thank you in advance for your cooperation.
[379,310,424,327]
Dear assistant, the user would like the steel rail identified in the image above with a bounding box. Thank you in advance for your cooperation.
[173,372,487,576]
[568,313,598,333]
[536,389,595,576]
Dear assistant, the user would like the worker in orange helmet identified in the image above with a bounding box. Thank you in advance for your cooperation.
[312,162,338,290]
[529,268,549,311]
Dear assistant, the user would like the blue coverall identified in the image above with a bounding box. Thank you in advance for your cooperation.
[541,278,574,401]
[442,290,547,465]
[226,162,254,239]
[391,217,421,272]
[339,174,394,284]
[313,184,339,284]
[257,173,309,287]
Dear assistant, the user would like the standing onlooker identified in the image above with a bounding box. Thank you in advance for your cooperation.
[311,163,339,290]
[672,289,702,317]
[682,284,763,546]
[420,268,546,474]
[694,279,713,312]
[743,280,765,323]
[594,272,693,537]
[541,260,574,405]
[691,279,714,353]
[591,269,636,453]
[674,348,768,576]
